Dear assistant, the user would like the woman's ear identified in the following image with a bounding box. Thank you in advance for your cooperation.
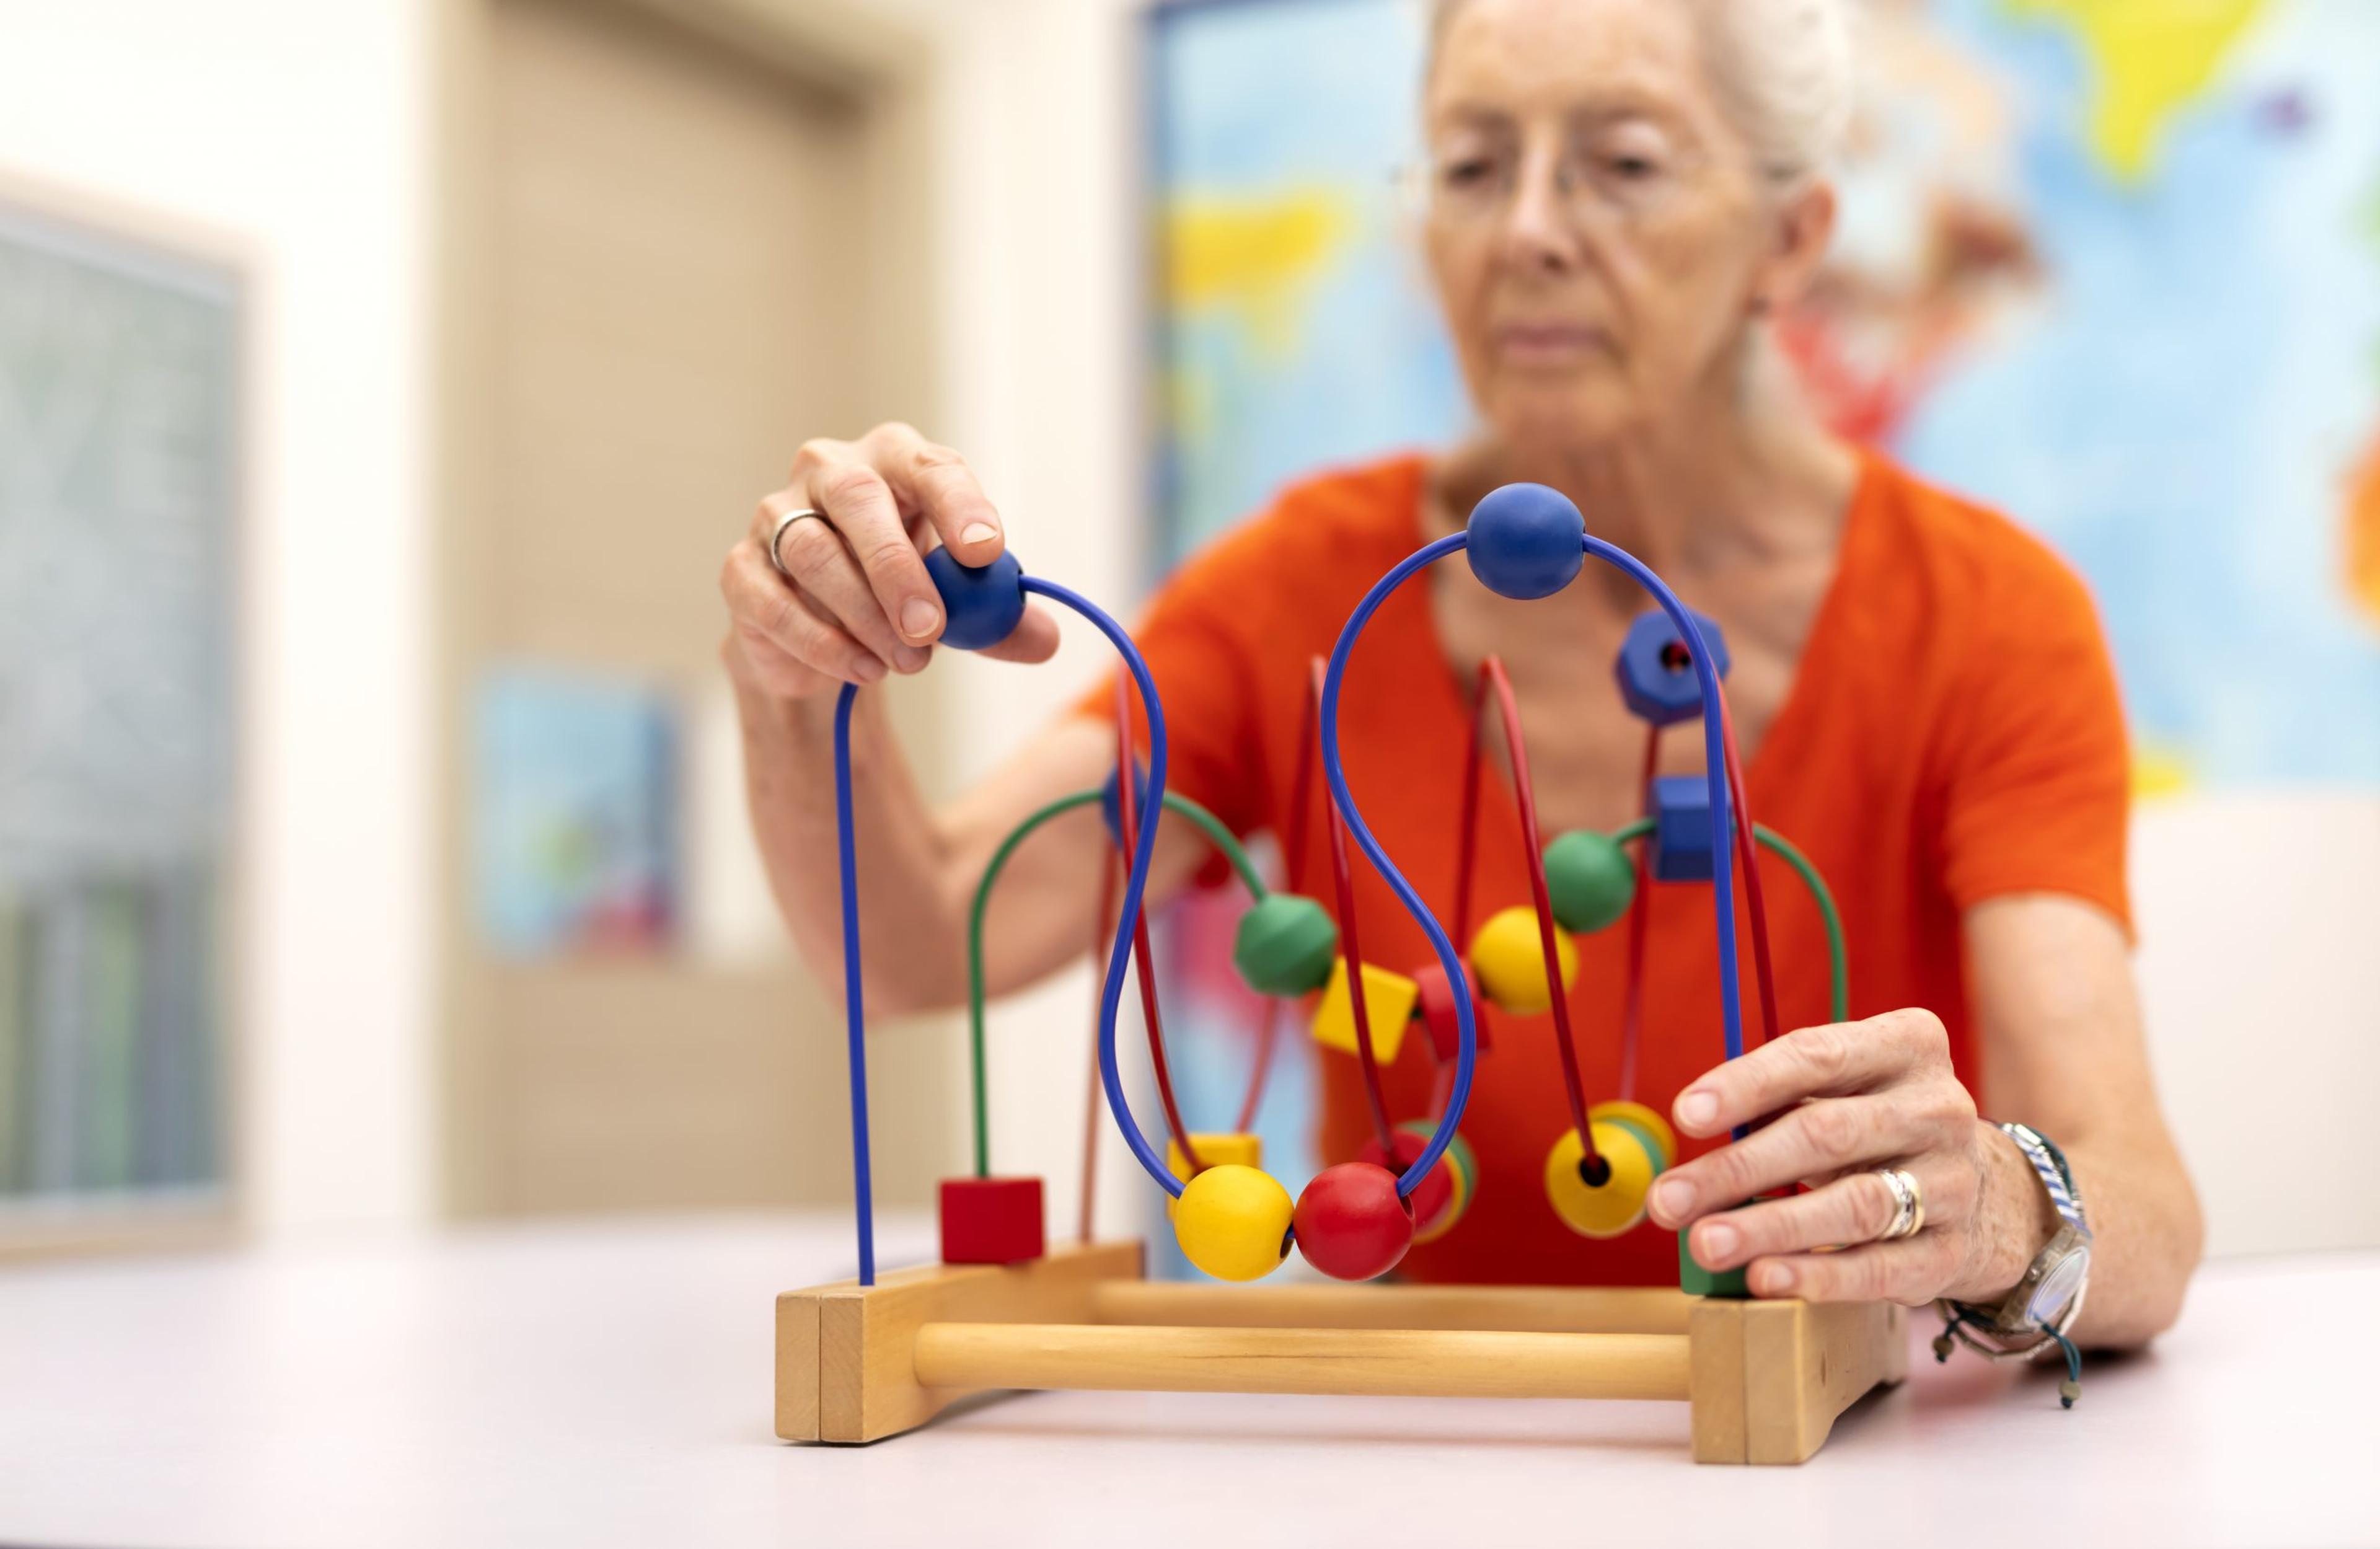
[1748,180,1838,317]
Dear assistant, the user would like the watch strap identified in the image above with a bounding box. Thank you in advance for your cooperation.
[1999,1121,2090,1240]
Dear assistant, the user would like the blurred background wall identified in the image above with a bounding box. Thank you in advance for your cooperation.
[0,0,2373,1264]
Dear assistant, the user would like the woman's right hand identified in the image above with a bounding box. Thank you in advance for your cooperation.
[720,422,1061,700]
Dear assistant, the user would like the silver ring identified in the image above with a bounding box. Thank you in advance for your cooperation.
[1874,1167,1924,1241]
[767,508,829,578]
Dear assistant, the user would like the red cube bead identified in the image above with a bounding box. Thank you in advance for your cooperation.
[938,1176,1046,1264]
[1412,958,1491,1065]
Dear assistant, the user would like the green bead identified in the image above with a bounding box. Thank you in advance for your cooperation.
[1232,893,1338,997]
[1678,1222,1750,1299]
[1543,829,1636,935]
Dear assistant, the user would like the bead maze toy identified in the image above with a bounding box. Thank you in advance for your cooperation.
[777,488,1904,1463]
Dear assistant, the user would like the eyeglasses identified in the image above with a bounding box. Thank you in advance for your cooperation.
[1398,131,1714,230]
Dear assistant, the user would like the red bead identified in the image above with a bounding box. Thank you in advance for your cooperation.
[1293,1162,1415,1281]
[938,1176,1046,1264]
[1411,959,1491,1065]
[1355,1129,1455,1238]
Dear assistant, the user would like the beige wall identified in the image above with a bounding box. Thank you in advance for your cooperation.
[0,0,439,1234]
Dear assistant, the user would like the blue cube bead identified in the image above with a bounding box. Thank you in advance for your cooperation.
[1649,774,1730,883]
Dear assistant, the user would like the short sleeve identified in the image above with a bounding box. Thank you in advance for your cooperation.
[1935,553,2133,933]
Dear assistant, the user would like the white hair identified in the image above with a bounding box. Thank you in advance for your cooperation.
[1429,0,1856,195]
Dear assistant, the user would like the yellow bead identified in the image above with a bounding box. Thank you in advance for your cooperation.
[1413,1135,1474,1245]
[1164,1134,1263,1219]
[1171,1164,1293,1281]
[1310,958,1416,1064]
[1590,1100,1677,1170]
[1468,906,1579,1015]
[1543,1121,1657,1238]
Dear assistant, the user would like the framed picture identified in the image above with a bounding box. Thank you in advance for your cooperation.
[0,174,249,1245]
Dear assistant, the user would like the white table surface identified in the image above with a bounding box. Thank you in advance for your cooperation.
[0,1212,2372,1549]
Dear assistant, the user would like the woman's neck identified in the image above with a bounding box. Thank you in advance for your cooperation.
[1430,345,1858,601]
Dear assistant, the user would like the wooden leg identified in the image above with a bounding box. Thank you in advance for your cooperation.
[777,1240,1145,1443]
[1689,1297,1906,1464]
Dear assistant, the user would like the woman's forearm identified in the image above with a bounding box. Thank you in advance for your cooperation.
[731,661,967,1013]
[1968,895,2205,1351]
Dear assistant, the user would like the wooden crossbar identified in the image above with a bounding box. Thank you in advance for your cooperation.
[913,1322,1692,1400]
[1088,1279,1693,1333]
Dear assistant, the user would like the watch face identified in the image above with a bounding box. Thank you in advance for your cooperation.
[2027,1246,2089,1326]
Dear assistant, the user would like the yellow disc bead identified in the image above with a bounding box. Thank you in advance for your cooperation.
[1589,1100,1677,1170]
[1468,905,1579,1015]
[1171,1163,1294,1281]
[1543,1121,1657,1238]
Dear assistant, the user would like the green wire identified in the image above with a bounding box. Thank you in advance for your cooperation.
[1751,825,1849,1023]
[1605,816,1849,1025]
[965,786,1267,1178]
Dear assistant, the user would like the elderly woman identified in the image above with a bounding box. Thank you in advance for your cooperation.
[718,0,2201,1351]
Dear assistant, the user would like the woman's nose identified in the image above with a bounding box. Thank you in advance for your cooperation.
[1500,144,1582,270]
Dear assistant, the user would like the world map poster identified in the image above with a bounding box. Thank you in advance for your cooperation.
[1148,0,2380,792]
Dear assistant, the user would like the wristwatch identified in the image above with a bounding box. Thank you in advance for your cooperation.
[1934,1121,2092,1405]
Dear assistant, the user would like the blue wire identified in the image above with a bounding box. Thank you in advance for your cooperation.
[1577,534,1745,1079]
[1319,535,1479,1197]
[1318,532,1748,1194]
[831,681,876,1285]
[1018,577,1188,1198]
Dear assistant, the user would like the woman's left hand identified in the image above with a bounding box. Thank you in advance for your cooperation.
[1648,1007,2043,1304]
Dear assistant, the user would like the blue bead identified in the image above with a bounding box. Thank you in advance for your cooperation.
[1465,483,1585,601]
[1100,758,1152,847]
[1613,608,1732,727]
[925,547,1026,650]
[1649,774,1730,883]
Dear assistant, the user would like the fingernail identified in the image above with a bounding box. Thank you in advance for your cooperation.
[854,657,886,684]
[1652,1177,1695,1224]
[1755,1261,1796,1295]
[1699,1220,1739,1264]
[901,598,941,640]
[959,521,998,547]
[1677,1090,1718,1130]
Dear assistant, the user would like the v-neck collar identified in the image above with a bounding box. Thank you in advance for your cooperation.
[1408,446,1882,834]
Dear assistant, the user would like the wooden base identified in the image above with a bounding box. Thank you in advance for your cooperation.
[776,1239,1904,1463]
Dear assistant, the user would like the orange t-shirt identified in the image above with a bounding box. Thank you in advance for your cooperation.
[1084,450,2130,1286]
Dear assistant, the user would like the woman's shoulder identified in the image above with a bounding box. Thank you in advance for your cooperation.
[1853,452,2104,635]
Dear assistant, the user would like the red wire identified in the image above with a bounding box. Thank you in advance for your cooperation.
[1479,657,1598,1166]
[1717,694,1782,1049]
[1616,724,1660,1103]
[1112,681,1202,1172]
[1078,847,1119,1243]
[1310,657,1399,1152]
[1232,660,1324,1133]
[1452,668,1487,943]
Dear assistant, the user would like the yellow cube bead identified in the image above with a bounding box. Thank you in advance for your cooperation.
[1165,1133,1264,1185]
[1310,958,1416,1064]
[1469,905,1579,1015]
[1171,1164,1294,1281]
[1165,1134,1264,1219]
[1543,1121,1657,1238]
